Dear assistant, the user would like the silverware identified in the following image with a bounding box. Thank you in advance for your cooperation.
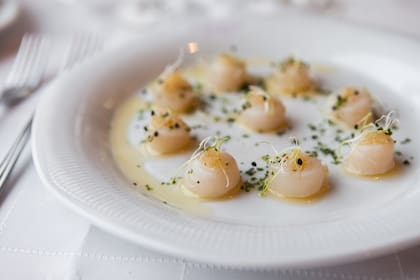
[0,116,32,192]
[0,34,102,194]
[1,35,51,106]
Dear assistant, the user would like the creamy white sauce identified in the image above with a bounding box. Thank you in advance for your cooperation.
[109,60,415,218]
[110,97,210,214]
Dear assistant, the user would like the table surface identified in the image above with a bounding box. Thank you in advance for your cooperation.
[2,0,420,279]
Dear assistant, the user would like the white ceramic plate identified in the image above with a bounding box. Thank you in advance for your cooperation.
[32,14,420,268]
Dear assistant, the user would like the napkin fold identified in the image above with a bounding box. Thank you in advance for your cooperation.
[68,226,420,279]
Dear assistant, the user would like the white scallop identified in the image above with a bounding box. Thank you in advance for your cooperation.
[208,53,248,92]
[183,150,241,199]
[146,114,191,154]
[154,71,196,113]
[239,89,287,132]
[329,87,373,128]
[266,58,315,94]
[344,132,395,176]
[268,153,328,198]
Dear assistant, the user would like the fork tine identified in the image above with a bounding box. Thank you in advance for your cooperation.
[5,35,33,86]
[23,36,50,89]
[19,36,42,88]
[26,37,50,88]
[78,35,96,61]
[5,35,50,90]
[63,34,83,69]
[64,34,102,70]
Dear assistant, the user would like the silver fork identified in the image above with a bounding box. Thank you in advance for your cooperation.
[0,118,32,188]
[0,34,102,194]
[1,35,51,106]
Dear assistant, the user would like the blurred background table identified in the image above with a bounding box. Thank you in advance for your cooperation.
[1,0,420,279]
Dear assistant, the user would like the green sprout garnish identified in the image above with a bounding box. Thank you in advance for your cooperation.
[242,86,273,113]
[337,111,398,160]
[279,56,308,72]
[332,95,347,111]
[260,137,303,196]
[166,136,232,186]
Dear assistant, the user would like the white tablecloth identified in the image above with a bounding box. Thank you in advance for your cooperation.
[2,0,420,279]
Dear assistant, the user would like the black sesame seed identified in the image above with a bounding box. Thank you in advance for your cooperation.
[154,131,159,137]
[401,138,411,144]
[297,158,303,165]
[251,161,257,167]
[308,124,317,131]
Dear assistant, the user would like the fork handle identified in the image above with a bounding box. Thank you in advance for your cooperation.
[0,117,33,193]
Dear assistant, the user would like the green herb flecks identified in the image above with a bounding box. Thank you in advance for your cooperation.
[401,138,411,144]
[314,141,341,164]
[332,95,347,111]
